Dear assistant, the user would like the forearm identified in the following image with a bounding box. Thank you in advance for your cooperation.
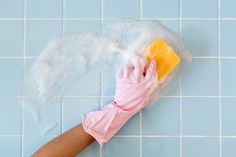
[32,124,95,157]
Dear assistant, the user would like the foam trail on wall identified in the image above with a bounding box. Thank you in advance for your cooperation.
[24,19,191,134]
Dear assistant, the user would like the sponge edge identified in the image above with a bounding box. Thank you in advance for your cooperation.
[144,39,181,82]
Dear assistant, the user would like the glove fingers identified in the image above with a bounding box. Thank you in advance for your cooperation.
[133,58,145,81]
[145,60,157,81]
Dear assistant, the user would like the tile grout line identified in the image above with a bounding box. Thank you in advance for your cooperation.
[1,17,236,21]
[60,0,65,135]
[2,134,236,138]
[100,0,104,157]
[1,56,236,59]
[21,0,27,156]
[217,0,222,156]
[178,0,183,156]
[139,0,143,157]
[1,95,236,98]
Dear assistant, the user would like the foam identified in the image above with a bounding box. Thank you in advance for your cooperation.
[24,19,191,133]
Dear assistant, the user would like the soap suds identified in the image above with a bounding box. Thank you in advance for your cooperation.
[24,19,191,133]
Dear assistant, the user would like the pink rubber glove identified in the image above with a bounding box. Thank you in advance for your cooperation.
[82,60,159,145]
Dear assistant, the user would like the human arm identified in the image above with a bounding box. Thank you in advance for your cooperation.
[32,124,94,157]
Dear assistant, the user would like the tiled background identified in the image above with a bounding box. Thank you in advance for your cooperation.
[0,0,236,157]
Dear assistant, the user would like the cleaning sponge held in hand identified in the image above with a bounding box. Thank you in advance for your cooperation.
[144,39,180,81]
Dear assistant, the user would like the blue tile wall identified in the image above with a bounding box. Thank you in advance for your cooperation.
[183,138,219,157]
[220,21,236,56]
[23,136,55,157]
[23,97,61,135]
[104,0,139,18]
[65,20,101,33]
[0,59,22,96]
[0,98,21,134]
[0,0,236,156]
[221,59,236,96]
[181,20,218,56]
[104,137,139,157]
[221,0,236,17]
[27,0,62,18]
[182,0,217,18]
[26,21,61,56]
[65,0,101,18]
[182,59,218,96]
[0,0,23,18]
[63,97,100,132]
[143,0,179,18]
[78,142,100,157]
[0,137,21,157]
[142,137,180,157]
[0,21,23,57]
[222,138,236,157]
[64,67,101,96]
[142,98,180,135]
[221,98,236,135]
[182,98,219,135]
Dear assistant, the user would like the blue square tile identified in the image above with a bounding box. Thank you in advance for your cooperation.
[221,0,236,17]
[222,98,236,135]
[26,21,61,56]
[104,0,139,18]
[102,66,116,96]
[63,97,100,132]
[222,138,236,157]
[65,0,101,18]
[23,136,55,157]
[65,20,101,33]
[158,69,180,96]
[182,98,219,135]
[182,59,218,96]
[0,21,23,56]
[0,59,22,96]
[181,20,217,56]
[160,20,179,33]
[24,97,61,135]
[27,0,62,18]
[143,138,179,157]
[0,137,21,157]
[143,0,179,18]
[221,59,236,96]
[0,98,21,134]
[183,138,219,157]
[77,142,100,157]
[102,97,140,135]
[104,137,139,157]
[142,98,180,135]
[64,67,101,96]
[182,0,217,18]
[220,21,236,56]
[0,0,23,18]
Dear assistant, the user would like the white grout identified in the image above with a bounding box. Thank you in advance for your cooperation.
[21,0,27,156]
[217,0,222,156]
[178,0,183,156]
[1,56,236,59]
[1,17,236,21]
[100,1,104,157]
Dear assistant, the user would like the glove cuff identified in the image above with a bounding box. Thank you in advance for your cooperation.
[82,102,133,145]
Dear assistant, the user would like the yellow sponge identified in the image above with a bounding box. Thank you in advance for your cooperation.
[144,39,180,81]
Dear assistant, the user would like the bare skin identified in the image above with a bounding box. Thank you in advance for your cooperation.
[32,124,94,157]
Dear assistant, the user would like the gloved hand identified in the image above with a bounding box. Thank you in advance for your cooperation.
[82,59,159,145]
